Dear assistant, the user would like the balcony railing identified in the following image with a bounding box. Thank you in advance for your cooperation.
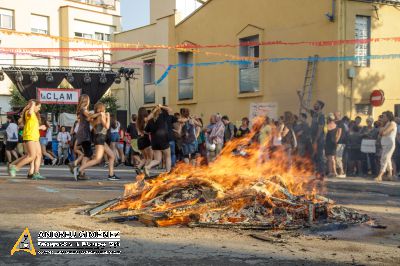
[70,0,115,8]
[144,83,155,104]
[239,67,259,93]
[178,78,194,100]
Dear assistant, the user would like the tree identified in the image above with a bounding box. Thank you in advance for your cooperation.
[9,85,27,109]
[98,94,120,115]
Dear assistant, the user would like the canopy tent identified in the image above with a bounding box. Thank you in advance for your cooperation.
[2,66,117,103]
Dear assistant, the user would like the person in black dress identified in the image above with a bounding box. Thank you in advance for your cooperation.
[144,105,173,177]
[135,107,153,174]
[325,113,341,177]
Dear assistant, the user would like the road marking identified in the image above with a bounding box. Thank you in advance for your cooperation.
[36,186,59,193]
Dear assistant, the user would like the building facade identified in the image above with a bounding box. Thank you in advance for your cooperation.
[111,0,205,115]
[166,0,400,123]
[0,0,121,112]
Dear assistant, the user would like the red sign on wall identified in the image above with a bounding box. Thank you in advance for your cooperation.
[370,90,385,107]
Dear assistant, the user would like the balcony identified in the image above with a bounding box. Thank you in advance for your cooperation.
[178,78,194,101]
[239,67,259,93]
[69,0,115,9]
[144,83,156,104]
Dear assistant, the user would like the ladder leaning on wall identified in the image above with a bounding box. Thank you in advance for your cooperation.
[299,55,319,115]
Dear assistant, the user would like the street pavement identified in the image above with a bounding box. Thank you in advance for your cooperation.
[0,165,399,265]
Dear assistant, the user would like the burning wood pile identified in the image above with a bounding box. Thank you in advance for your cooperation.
[88,119,370,229]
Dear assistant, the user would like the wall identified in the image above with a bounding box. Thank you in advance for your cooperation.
[170,0,339,123]
[112,15,174,115]
[340,0,400,120]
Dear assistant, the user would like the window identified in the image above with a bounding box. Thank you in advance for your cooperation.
[144,59,156,104]
[0,8,13,29]
[178,52,194,100]
[354,16,371,67]
[355,104,372,115]
[74,32,93,39]
[95,32,104,40]
[395,104,400,118]
[31,14,49,34]
[239,35,260,93]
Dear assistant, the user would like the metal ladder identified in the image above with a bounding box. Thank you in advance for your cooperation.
[299,55,319,114]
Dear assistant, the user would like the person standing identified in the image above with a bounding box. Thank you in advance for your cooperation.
[180,108,201,164]
[208,114,225,161]
[375,111,397,182]
[5,116,19,165]
[325,113,341,177]
[39,117,57,166]
[57,126,71,166]
[222,115,236,144]
[9,100,45,179]
[294,113,311,157]
[298,91,326,179]
[127,114,140,166]
[334,113,349,178]
[144,105,172,177]
[110,116,121,165]
[135,107,153,174]
[236,117,250,138]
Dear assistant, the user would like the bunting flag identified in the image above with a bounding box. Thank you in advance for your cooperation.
[2,29,400,50]
[155,54,400,84]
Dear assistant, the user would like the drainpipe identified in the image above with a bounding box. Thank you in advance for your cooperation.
[326,0,336,22]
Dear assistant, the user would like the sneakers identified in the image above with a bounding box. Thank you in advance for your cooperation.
[51,158,58,166]
[27,173,33,179]
[8,165,17,177]
[32,173,46,180]
[68,162,75,174]
[336,174,346,179]
[108,175,120,181]
[78,173,90,180]
[73,167,79,181]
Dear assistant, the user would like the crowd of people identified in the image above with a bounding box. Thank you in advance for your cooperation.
[3,94,400,182]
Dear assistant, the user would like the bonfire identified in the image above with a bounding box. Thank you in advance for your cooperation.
[89,118,370,229]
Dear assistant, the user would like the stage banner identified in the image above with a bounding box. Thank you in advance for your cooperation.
[37,88,81,105]
[249,102,278,122]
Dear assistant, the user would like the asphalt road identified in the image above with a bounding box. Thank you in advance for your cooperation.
[0,165,399,265]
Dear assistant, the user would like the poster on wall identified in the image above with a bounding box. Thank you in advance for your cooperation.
[249,102,278,122]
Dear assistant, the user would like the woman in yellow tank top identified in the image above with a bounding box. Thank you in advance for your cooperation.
[9,100,46,180]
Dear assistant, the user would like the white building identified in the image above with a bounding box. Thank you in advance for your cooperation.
[0,0,121,112]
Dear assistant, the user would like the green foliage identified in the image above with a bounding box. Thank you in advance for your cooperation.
[98,94,120,115]
[9,85,27,108]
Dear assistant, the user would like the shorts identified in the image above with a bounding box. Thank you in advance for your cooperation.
[40,137,48,146]
[138,135,151,150]
[117,143,124,150]
[80,141,93,158]
[6,141,18,151]
[110,132,119,142]
[130,139,139,152]
[93,134,106,146]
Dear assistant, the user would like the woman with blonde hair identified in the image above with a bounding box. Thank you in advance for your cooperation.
[9,100,45,179]
[76,102,119,180]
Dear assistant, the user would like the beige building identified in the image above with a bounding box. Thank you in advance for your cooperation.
[0,0,121,111]
[111,0,205,115]
[167,0,400,123]
[112,0,400,123]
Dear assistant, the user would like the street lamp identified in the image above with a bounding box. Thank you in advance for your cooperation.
[118,67,136,116]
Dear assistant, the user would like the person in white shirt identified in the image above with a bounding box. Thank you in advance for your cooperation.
[57,126,71,165]
[5,116,19,164]
[375,111,398,182]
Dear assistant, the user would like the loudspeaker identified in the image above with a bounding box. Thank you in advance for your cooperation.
[117,110,128,130]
